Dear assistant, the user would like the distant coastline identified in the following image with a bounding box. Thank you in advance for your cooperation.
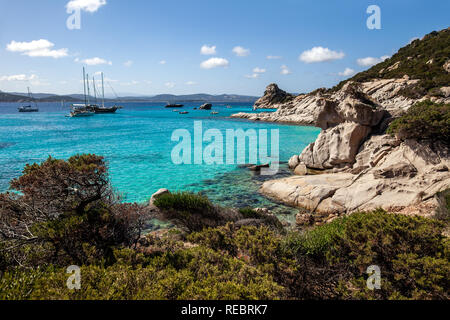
[0,91,259,104]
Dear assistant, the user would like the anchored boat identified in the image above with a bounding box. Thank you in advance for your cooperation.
[165,103,184,108]
[18,87,39,112]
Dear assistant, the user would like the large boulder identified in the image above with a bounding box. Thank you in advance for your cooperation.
[253,83,294,109]
[261,136,450,218]
[299,122,372,169]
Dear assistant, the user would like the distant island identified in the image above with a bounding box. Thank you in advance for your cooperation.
[0,91,259,103]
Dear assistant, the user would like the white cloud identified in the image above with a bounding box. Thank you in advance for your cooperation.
[232,46,250,57]
[165,82,175,88]
[159,60,167,65]
[299,46,345,63]
[121,80,139,86]
[124,60,133,67]
[267,55,282,60]
[200,57,229,69]
[186,81,197,85]
[6,39,68,59]
[66,0,106,13]
[0,74,37,81]
[200,45,217,55]
[357,55,390,67]
[253,67,266,74]
[245,74,259,79]
[81,57,112,65]
[338,68,356,77]
[280,65,291,75]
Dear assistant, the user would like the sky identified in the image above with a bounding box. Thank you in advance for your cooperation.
[0,0,448,96]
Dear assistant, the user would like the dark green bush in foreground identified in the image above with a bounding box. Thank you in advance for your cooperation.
[387,100,450,145]
[1,210,448,300]
[1,155,448,300]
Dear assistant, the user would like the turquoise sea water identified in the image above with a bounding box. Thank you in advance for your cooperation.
[0,102,320,217]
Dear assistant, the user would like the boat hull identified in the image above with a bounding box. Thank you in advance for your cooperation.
[86,106,119,113]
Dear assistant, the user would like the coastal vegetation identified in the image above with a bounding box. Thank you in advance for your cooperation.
[0,154,448,300]
[387,100,450,145]
[332,28,450,98]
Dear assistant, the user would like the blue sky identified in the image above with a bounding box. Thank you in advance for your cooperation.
[0,0,448,96]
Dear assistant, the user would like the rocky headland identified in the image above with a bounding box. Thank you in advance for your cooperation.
[232,28,450,223]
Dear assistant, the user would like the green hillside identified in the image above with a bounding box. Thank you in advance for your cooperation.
[333,27,450,98]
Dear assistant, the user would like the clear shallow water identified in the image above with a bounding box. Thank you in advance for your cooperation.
[0,102,320,216]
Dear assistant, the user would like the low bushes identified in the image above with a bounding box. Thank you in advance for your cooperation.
[387,100,449,145]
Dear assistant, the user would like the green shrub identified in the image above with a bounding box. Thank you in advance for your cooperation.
[154,192,214,215]
[153,192,224,232]
[239,207,261,219]
[387,100,450,145]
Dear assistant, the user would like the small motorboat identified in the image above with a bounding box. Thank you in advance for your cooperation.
[179,111,189,114]
[67,108,95,118]
[166,103,184,108]
[211,111,219,115]
[67,104,95,118]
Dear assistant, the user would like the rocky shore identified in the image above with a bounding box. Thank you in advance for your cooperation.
[231,31,450,223]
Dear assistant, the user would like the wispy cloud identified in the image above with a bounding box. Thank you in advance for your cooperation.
[280,65,291,75]
[299,46,345,63]
[186,81,197,85]
[253,67,266,74]
[66,0,107,13]
[356,55,390,67]
[200,45,217,55]
[232,46,250,57]
[165,82,176,88]
[0,74,37,81]
[79,57,112,65]
[338,68,356,77]
[121,80,140,86]
[245,74,259,79]
[124,60,133,67]
[159,60,167,65]
[6,39,68,59]
[267,55,282,60]
[200,57,229,69]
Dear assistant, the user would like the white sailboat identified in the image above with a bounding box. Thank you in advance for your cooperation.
[67,67,95,117]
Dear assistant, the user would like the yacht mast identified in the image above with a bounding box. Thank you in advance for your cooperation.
[83,67,87,106]
[86,73,91,105]
[27,87,37,108]
[101,72,105,108]
[93,76,97,104]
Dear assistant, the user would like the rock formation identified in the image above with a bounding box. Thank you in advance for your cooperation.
[253,83,294,109]
[230,28,450,220]
[199,103,212,110]
[263,136,449,218]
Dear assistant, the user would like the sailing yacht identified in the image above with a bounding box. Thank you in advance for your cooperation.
[67,67,95,117]
[18,87,39,112]
[86,72,122,113]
